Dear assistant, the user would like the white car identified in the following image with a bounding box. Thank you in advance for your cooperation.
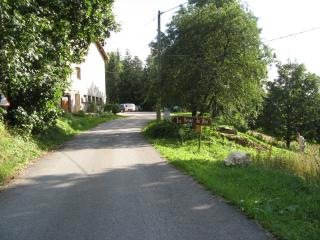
[120,103,136,112]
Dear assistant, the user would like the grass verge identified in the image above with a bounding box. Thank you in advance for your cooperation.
[144,120,320,240]
[0,113,122,186]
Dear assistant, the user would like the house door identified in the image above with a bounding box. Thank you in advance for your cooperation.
[75,94,81,112]
[61,96,71,112]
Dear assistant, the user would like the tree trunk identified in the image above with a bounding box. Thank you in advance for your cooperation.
[285,104,292,148]
[286,132,291,148]
[192,108,197,130]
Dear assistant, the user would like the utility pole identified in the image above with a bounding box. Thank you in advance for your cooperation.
[156,10,162,121]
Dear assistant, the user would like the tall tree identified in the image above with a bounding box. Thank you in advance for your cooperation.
[117,52,145,104]
[105,51,156,110]
[188,0,235,8]
[106,51,122,103]
[259,62,320,147]
[155,0,270,128]
[0,0,117,131]
[142,56,158,110]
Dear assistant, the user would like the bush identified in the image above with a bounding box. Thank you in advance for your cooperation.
[88,102,97,113]
[104,104,113,112]
[8,107,37,133]
[170,106,181,112]
[111,104,120,115]
[214,113,249,132]
[73,110,86,117]
[289,141,300,151]
[8,106,59,133]
[99,112,113,118]
[0,108,6,122]
[144,121,179,139]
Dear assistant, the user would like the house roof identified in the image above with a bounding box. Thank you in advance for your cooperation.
[95,42,109,63]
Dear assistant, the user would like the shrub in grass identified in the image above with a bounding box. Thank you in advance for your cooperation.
[0,108,6,122]
[88,102,97,113]
[104,104,113,112]
[8,107,40,133]
[99,112,113,118]
[73,110,86,117]
[111,104,120,115]
[144,120,179,139]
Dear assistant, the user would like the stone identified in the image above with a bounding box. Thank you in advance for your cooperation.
[297,133,306,152]
[217,126,237,135]
[224,152,251,166]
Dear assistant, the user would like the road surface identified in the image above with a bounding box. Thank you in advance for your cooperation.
[0,112,270,240]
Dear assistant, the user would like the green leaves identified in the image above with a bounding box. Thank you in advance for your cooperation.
[0,0,117,132]
[106,51,155,109]
[259,61,320,145]
[156,1,269,126]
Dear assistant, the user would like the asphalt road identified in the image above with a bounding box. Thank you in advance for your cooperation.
[0,112,271,240]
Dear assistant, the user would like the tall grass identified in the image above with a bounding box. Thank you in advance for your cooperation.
[253,144,320,183]
[0,123,41,184]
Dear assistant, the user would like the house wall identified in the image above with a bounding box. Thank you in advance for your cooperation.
[67,43,106,112]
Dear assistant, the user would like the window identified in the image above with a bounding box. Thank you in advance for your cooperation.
[82,95,87,103]
[76,67,81,80]
[88,96,92,103]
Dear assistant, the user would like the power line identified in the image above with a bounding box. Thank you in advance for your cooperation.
[161,2,188,14]
[160,25,320,58]
[263,26,320,43]
[144,17,157,26]
[144,2,188,26]
[157,26,320,59]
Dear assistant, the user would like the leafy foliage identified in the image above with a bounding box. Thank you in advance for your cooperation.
[88,102,98,113]
[117,52,145,104]
[105,51,156,110]
[104,103,113,112]
[258,62,320,146]
[150,1,271,126]
[0,108,6,123]
[188,0,236,8]
[111,104,120,115]
[0,0,117,132]
[144,120,179,139]
[106,51,123,103]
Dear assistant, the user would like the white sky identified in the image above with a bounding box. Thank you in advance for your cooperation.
[106,0,320,78]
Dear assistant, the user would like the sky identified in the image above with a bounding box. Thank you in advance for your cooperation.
[106,0,320,78]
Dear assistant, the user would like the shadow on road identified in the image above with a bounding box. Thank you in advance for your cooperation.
[0,161,269,240]
[0,112,270,240]
[62,114,153,151]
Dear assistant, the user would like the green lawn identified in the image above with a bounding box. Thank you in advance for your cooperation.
[144,121,320,240]
[0,113,121,186]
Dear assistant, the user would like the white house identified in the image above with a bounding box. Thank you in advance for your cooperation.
[61,42,108,112]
